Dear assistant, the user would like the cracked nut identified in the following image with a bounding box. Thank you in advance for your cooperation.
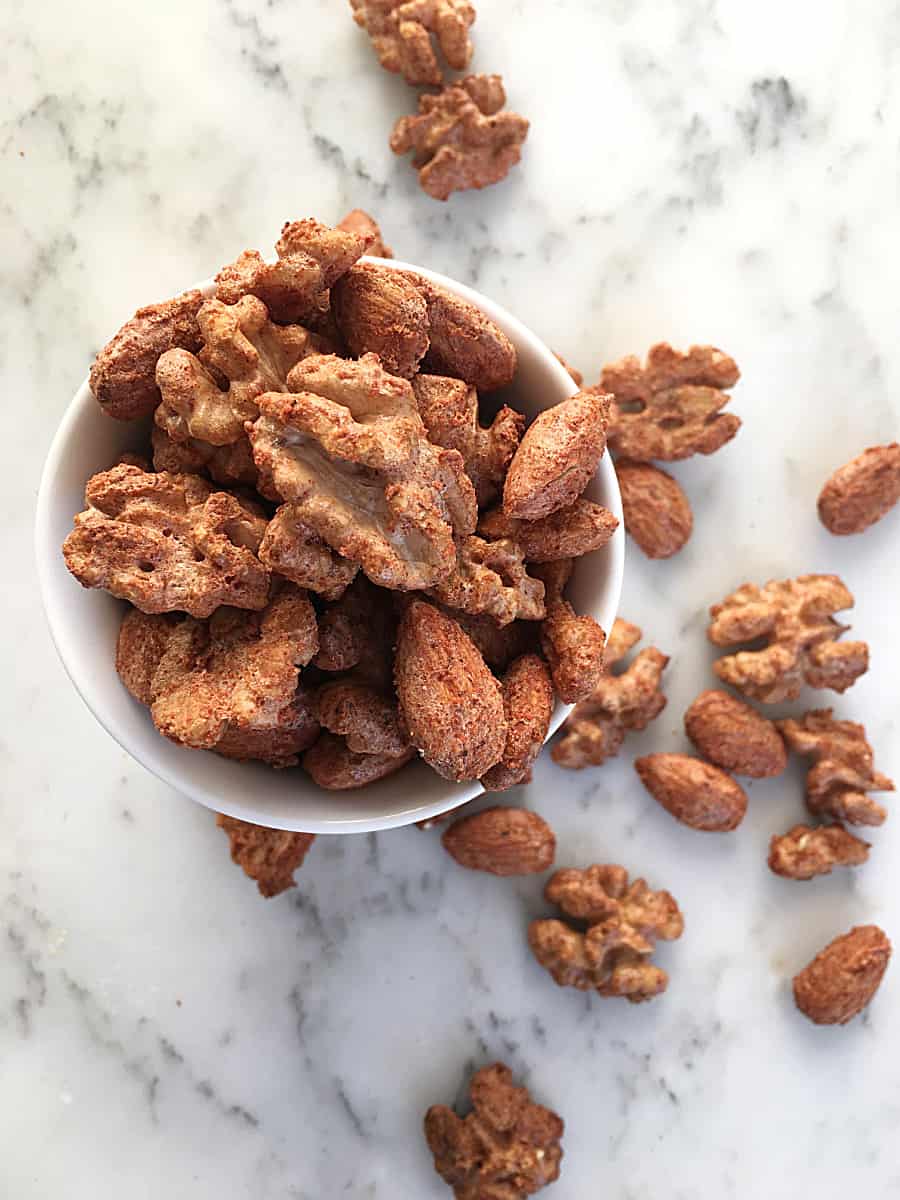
[635,753,748,831]
[615,459,693,559]
[818,442,900,535]
[684,689,787,778]
[481,655,555,792]
[793,925,891,1025]
[216,814,315,898]
[768,824,870,881]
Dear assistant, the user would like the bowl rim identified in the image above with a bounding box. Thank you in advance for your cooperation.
[34,257,624,833]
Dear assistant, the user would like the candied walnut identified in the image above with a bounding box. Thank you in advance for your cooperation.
[315,680,408,757]
[503,391,611,521]
[116,609,181,705]
[615,459,693,559]
[768,823,870,881]
[249,353,476,591]
[684,689,787,778]
[216,814,316,898]
[554,352,583,386]
[391,74,529,202]
[303,732,414,789]
[777,709,894,827]
[395,599,506,781]
[601,342,741,462]
[62,464,269,617]
[425,1062,564,1200]
[427,535,545,627]
[534,560,606,704]
[89,289,204,421]
[155,295,325,447]
[259,504,358,601]
[332,263,429,379]
[413,374,524,505]
[793,925,891,1025]
[552,619,668,769]
[481,655,555,792]
[337,208,393,258]
[479,498,618,563]
[351,0,475,86]
[529,864,683,1002]
[151,423,265,494]
[635,753,748,831]
[708,575,869,704]
[215,218,369,324]
[313,575,396,687]
[818,443,900,536]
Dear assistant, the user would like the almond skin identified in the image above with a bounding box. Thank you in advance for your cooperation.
[481,655,555,792]
[817,443,900,535]
[331,263,429,379]
[441,806,556,875]
[684,690,787,777]
[635,753,748,831]
[615,459,693,559]
[793,925,891,1025]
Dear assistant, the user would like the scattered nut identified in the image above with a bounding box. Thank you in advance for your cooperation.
[768,824,870,881]
[777,709,894,826]
[601,342,741,462]
[352,0,475,86]
[534,559,606,704]
[684,689,787,777]
[529,864,683,1001]
[817,443,900,535]
[337,208,393,258]
[390,74,529,201]
[708,574,869,703]
[331,262,429,379]
[442,806,556,874]
[479,497,618,562]
[793,925,891,1025]
[635,753,748,831]
[481,655,555,791]
[303,732,415,789]
[615,459,693,559]
[553,619,668,769]
[424,1062,563,1200]
[216,815,316,898]
[503,391,611,521]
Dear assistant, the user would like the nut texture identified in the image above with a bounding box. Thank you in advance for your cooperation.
[793,925,891,1025]
[352,0,475,85]
[777,709,894,826]
[635,753,748,831]
[394,599,506,781]
[615,459,693,559]
[424,1062,564,1200]
[534,560,606,704]
[337,208,393,258]
[216,815,315,898]
[708,574,869,703]
[529,864,683,1002]
[818,443,900,535]
[302,732,414,790]
[601,342,741,462]
[503,391,611,521]
[315,680,408,757]
[331,263,429,378]
[258,505,358,601]
[427,535,545,626]
[768,824,870,881]
[479,498,618,562]
[684,689,787,778]
[442,806,556,875]
[411,274,518,392]
[481,655,555,792]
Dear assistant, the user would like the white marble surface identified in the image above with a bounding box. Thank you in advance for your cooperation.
[4,1,900,1196]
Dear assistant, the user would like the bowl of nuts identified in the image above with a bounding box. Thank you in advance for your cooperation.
[35,217,624,833]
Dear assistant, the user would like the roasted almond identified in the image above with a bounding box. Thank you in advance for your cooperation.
[331,262,429,379]
[817,443,900,535]
[481,654,555,792]
[793,925,891,1025]
[615,459,693,559]
[635,753,747,831]
[684,690,786,777]
[442,806,556,875]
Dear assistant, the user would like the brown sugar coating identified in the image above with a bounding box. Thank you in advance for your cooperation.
[212,688,320,766]
[313,575,396,688]
[151,424,263,494]
[708,574,869,704]
[413,374,524,506]
[793,925,891,1025]
[391,74,529,201]
[432,606,537,672]
[818,443,900,535]
[427,535,545,626]
[351,0,475,86]
[503,391,611,521]
[331,263,429,379]
[553,619,668,769]
[601,342,741,462]
[259,504,359,601]
[315,679,408,757]
[248,353,477,591]
[155,295,326,447]
[337,208,393,258]
[768,823,870,881]
[394,599,506,781]
[533,560,606,705]
[635,753,748,832]
[89,289,205,421]
[684,689,787,778]
[424,1062,564,1200]
[777,709,894,826]
[615,459,693,559]
[215,217,369,324]
[410,273,518,392]
[116,609,182,705]
[216,814,316,898]
[63,464,270,617]
[481,655,555,792]
[529,864,683,1002]
[479,498,618,563]
[441,806,556,875]
[302,732,414,789]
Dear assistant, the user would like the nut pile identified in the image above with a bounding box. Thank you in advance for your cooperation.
[64,213,619,800]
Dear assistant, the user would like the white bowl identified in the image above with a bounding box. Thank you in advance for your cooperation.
[35,260,624,833]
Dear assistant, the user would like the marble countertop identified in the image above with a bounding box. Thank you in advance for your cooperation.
[4,1,900,1196]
